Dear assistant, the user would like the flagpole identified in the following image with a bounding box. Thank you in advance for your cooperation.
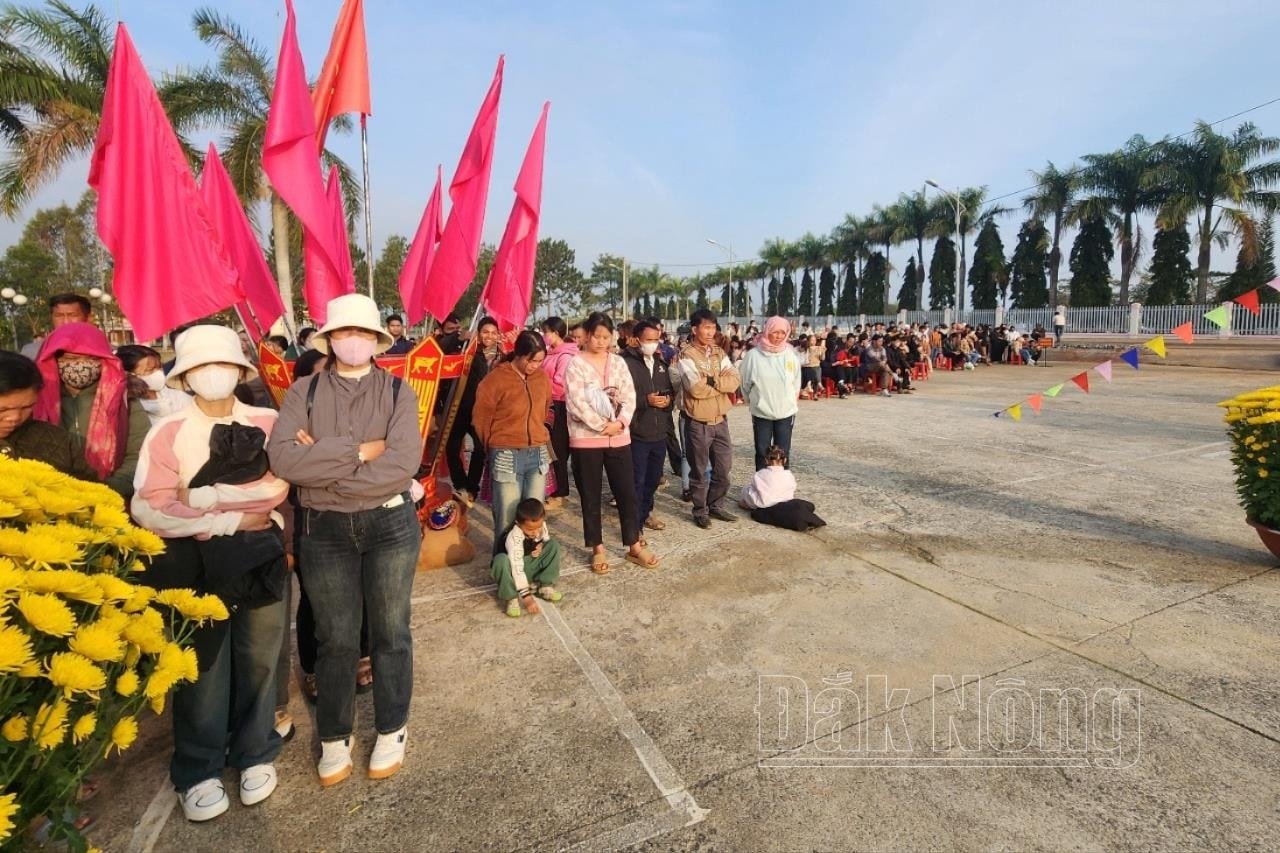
[360,113,375,299]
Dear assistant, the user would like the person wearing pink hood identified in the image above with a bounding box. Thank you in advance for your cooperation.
[33,321,150,495]
[737,316,802,471]
[539,316,577,509]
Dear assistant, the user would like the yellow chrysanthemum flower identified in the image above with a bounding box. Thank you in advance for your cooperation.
[21,568,98,600]
[29,487,88,517]
[0,791,17,844]
[16,592,77,637]
[16,660,41,678]
[197,595,229,622]
[93,574,135,603]
[47,651,107,697]
[95,604,130,633]
[121,585,156,613]
[154,588,202,618]
[69,621,127,663]
[0,557,22,596]
[1260,469,1269,478]
[1,714,27,742]
[116,669,139,697]
[13,529,82,568]
[145,667,180,701]
[115,526,165,557]
[106,717,137,755]
[0,623,36,674]
[148,692,165,715]
[91,504,132,533]
[182,647,199,681]
[0,500,19,519]
[31,700,69,750]
[0,529,28,559]
[121,608,166,654]
[72,712,97,744]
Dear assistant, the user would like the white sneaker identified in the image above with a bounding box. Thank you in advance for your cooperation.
[239,763,277,806]
[368,726,407,779]
[179,777,229,822]
[318,737,353,787]
[880,388,891,397]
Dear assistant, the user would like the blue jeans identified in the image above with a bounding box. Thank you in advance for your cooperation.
[631,438,667,526]
[170,598,285,791]
[300,499,421,740]
[751,415,794,471]
[489,446,549,552]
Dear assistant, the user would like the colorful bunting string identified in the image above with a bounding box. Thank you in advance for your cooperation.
[1008,404,1022,422]
[1044,383,1064,398]
[1170,322,1195,345]
[1120,348,1140,369]
[1233,289,1261,316]
[1203,305,1230,329]
[1144,335,1166,358]
[1094,360,1113,382]
[1027,393,1043,413]
[1071,371,1090,393]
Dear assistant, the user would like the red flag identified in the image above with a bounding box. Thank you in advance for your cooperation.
[312,0,371,150]
[87,24,244,342]
[1070,371,1090,393]
[200,144,285,338]
[1027,393,1043,414]
[399,165,445,325]
[1233,289,1261,316]
[303,166,356,324]
[421,56,504,323]
[262,0,345,322]
[483,102,549,331]
[1170,321,1195,344]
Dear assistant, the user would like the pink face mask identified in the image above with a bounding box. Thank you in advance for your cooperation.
[330,336,378,366]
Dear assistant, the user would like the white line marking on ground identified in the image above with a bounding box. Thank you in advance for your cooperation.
[126,776,175,853]
[540,602,707,850]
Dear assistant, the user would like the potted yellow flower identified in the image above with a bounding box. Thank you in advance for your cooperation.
[0,457,227,852]
[1219,384,1280,558]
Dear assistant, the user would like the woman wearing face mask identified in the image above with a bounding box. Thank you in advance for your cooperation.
[268,294,423,788]
[470,331,552,552]
[131,325,291,822]
[34,321,150,496]
[118,343,193,423]
[445,317,501,507]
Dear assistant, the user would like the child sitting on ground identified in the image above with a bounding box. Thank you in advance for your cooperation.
[491,498,563,618]
[740,445,826,532]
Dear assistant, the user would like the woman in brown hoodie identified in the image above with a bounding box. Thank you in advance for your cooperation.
[471,330,552,550]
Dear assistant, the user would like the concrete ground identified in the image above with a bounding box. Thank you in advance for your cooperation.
[85,361,1279,852]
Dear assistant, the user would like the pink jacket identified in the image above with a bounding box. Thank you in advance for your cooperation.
[542,340,579,402]
[565,353,635,449]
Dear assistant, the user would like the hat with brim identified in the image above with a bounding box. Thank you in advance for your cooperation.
[312,293,394,355]
[166,324,257,389]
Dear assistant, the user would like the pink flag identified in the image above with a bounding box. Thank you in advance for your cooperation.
[1266,276,1280,293]
[302,166,355,324]
[88,24,243,342]
[399,165,445,325]
[200,144,285,339]
[262,0,345,323]
[483,102,549,331]
[1093,360,1113,382]
[421,56,504,323]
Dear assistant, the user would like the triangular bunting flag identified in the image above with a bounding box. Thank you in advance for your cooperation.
[1143,335,1167,358]
[1008,404,1022,422]
[1203,305,1230,328]
[1265,276,1280,293]
[1120,348,1140,369]
[1045,383,1064,398]
[1094,360,1113,382]
[1027,393,1043,414]
[1071,371,1090,393]
[1233,289,1261,316]
[1170,322,1195,345]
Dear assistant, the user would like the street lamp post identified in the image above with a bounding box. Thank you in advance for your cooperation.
[925,179,967,313]
[605,259,629,319]
[705,238,733,320]
[88,287,115,342]
[0,288,28,350]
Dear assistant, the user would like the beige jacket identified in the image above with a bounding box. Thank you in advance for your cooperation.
[676,342,739,425]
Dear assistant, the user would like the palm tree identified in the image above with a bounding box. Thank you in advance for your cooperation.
[1022,161,1076,309]
[867,204,903,312]
[0,2,112,216]
[797,232,826,316]
[1075,135,1162,304]
[892,190,940,311]
[160,7,358,329]
[1150,121,1280,303]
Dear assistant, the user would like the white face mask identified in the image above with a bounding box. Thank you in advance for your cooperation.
[640,341,659,357]
[331,336,378,366]
[185,365,240,402]
[141,370,166,392]
[139,398,161,415]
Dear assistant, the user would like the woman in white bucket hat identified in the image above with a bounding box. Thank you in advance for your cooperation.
[268,293,423,786]
[131,324,291,821]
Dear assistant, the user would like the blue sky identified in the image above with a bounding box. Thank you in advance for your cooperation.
[5,0,1280,288]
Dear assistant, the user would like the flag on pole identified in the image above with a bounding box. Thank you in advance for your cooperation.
[1120,347,1140,369]
[1027,393,1043,414]
[1071,371,1090,393]
[421,56,505,323]
[400,165,445,326]
[262,0,346,325]
[1203,305,1230,328]
[312,0,371,150]
[302,166,356,323]
[1094,360,1113,382]
[482,102,549,331]
[200,144,285,339]
[1233,288,1261,316]
[1170,322,1195,345]
[88,24,244,342]
[1144,335,1167,358]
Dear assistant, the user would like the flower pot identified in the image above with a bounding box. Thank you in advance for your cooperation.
[1246,517,1280,561]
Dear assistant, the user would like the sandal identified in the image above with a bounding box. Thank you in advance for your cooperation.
[356,657,374,694]
[643,516,666,531]
[301,672,317,703]
[590,550,610,575]
[624,545,660,570]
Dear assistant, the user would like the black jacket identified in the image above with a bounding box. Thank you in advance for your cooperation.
[621,347,675,442]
